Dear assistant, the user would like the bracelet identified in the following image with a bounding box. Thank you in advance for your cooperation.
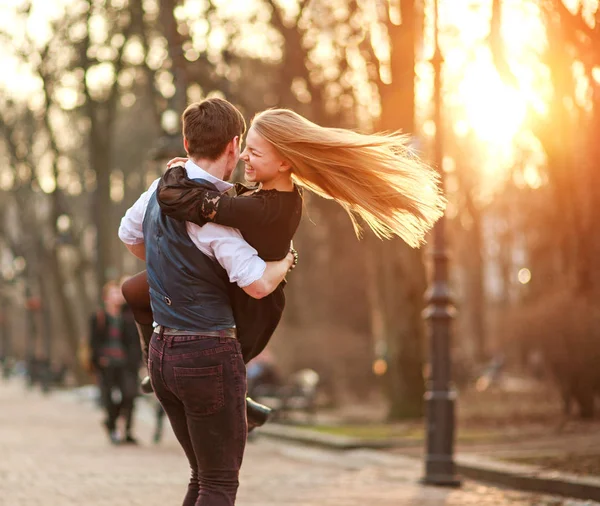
[289,247,299,270]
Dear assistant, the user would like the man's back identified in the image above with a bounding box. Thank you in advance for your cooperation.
[143,188,235,332]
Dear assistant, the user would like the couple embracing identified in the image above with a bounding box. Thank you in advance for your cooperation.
[118,97,444,505]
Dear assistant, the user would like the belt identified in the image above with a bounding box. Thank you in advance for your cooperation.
[154,326,237,339]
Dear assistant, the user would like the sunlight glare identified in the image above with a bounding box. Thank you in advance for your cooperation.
[518,268,532,285]
[523,165,542,189]
[458,57,527,146]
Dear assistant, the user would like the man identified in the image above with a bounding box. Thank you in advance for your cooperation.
[118,98,293,505]
[89,281,141,445]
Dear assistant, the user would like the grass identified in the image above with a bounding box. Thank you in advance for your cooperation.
[309,424,421,440]
[300,382,572,446]
[291,381,600,476]
[308,423,508,444]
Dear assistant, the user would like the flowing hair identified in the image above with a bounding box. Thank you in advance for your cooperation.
[251,109,446,247]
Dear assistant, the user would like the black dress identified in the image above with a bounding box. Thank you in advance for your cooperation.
[156,165,302,362]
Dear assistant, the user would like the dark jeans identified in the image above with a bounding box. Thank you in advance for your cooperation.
[98,365,138,432]
[149,331,247,506]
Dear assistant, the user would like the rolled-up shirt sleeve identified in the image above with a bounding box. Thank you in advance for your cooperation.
[118,179,159,244]
[187,223,267,288]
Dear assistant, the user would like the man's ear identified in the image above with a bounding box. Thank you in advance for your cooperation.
[231,136,240,153]
[183,137,189,154]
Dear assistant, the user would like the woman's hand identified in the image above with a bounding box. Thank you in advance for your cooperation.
[166,157,189,168]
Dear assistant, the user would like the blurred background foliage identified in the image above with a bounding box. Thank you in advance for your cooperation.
[0,0,599,421]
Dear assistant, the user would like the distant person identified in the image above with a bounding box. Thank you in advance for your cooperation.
[247,350,281,398]
[152,400,167,444]
[89,281,141,445]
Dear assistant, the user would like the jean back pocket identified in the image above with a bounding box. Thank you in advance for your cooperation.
[173,365,225,417]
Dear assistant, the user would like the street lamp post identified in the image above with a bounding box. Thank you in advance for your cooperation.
[422,0,461,487]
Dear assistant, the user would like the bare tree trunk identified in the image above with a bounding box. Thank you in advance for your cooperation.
[80,1,134,300]
[159,0,189,114]
[460,183,487,362]
[366,0,426,420]
[43,243,89,384]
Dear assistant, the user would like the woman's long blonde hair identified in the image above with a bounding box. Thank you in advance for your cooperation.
[251,109,446,247]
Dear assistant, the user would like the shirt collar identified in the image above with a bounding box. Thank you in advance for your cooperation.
[184,159,233,192]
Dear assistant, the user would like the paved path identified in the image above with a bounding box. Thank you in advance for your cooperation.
[0,380,596,506]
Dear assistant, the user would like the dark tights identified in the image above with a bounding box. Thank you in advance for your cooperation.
[121,271,153,325]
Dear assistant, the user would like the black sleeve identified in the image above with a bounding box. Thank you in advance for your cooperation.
[157,166,279,231]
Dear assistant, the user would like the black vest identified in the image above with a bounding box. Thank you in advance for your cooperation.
[142,182,236,331]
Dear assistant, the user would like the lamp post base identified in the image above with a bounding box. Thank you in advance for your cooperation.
[420,474,462,488]
[422,390,462,487]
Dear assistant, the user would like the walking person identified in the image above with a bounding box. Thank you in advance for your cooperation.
[118,97,294,505]
[89,281,141,445]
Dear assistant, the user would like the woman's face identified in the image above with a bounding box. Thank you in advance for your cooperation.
[240,127,289,185]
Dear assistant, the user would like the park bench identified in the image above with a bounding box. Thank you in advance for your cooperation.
[255,368,320,424]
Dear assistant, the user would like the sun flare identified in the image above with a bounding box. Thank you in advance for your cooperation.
[458,59,528,146]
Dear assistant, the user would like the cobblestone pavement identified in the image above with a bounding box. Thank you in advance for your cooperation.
[0,381,597,506]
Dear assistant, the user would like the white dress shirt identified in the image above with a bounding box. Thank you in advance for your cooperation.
[118,160,266,288]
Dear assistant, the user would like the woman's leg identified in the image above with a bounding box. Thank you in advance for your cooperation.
[121,270,153,325]
[121,271,155,393]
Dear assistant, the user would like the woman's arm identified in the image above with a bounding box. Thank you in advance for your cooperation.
[156,165,278,230]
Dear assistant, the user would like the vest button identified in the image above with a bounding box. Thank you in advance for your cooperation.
[164,296,172,306]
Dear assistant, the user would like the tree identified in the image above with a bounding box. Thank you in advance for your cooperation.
[489,0,600,417]
[361,0,426,419]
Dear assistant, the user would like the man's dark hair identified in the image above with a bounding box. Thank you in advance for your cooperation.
[182,98,246,160]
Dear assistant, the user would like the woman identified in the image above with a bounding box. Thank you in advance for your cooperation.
[123,108,444,423]
[122,119,304,359]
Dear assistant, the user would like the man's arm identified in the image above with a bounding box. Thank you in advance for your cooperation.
[243,253,294,299]
[120,177,292,299]
[194,223,292,300]
[125,243,146,261]
[118,178,159,252]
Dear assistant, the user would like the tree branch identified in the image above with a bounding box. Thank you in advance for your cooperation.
[549,0,600,68]
[297,0,312,21]
[489,0,518,87]
[265,0,287,33]
[130,0,163,130]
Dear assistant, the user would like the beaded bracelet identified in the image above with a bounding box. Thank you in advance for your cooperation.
[289,247,299,270]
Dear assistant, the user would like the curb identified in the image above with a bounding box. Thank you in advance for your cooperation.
[258,423,600,503]
[456,455,600,503]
